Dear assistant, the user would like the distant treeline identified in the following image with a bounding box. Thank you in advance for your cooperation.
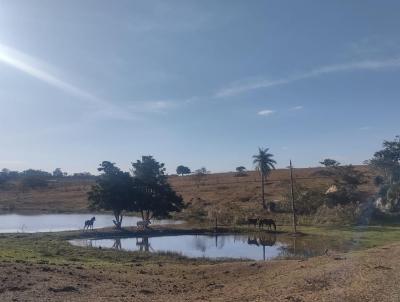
[0,168,95,189]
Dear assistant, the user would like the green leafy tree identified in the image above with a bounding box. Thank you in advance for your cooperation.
[368,136,400,185]
[320,158,340,167]
[367,136,400,210]
[21,176,48,189]
[22,169,52,178]
[235,166,247,176]
[20,169,51,189]
[88,161,134,229]
[253,147,276,210]
[324,164,367,206]
[0,169,10,186]
[284,185,326,215]
[176,165,191,176]
[193,167,210,188]
[132,156,184,221]
[52,168,64,178]
[194,167,209,175]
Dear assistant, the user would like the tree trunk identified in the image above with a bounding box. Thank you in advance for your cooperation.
[113,212,123,229]
[261,172,265,209]
[290,160,297,234]
[265,175,270,211]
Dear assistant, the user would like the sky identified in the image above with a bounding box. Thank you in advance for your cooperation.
[0,0,399,174]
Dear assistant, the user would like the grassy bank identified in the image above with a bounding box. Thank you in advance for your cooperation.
[1,224,400,266]
[1,224,400,301]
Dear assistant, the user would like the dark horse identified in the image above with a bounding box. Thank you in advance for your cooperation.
[84,216,96,230]
[258,218,276,231]
[247,218,259,227]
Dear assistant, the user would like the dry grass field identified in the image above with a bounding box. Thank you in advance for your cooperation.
[0,166,376,218]
[0,179,93,214]
[169,166,376,221]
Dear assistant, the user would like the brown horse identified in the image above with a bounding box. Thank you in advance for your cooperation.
[258,218,276,231]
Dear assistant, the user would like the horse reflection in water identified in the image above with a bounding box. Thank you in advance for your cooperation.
[247,233,277,260]
[110,237,152,252]
[112,238,122,250]
[136,237,151,252]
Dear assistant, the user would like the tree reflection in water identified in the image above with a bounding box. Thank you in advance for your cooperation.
[110,237,152,252]
[193,236,207,252]
[192,234,230,253]
[112,238,121,250]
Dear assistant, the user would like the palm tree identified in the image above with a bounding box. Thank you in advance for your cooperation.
[253,147,276,210]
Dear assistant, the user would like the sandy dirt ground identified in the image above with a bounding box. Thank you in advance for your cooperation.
[0,242,399,302]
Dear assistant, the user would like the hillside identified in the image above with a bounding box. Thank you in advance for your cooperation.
[0,166,376,216]
[169,165,376,222]
[0,178,94,214]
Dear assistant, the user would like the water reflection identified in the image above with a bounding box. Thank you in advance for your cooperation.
[112,238,122,250]
[246,234,277,260]
[0,214,182,233]
[136,237,151,252]
[71,233,351,261]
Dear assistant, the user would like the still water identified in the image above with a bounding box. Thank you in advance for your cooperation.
[0,214,179,233]
[70,233,349,260]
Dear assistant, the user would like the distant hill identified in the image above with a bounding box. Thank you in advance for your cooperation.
[0,166,376,215]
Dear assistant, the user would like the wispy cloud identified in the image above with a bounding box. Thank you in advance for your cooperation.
[290,105,303,111]
[359,126,372,131]
[128,100,176,113]
[257,109,275,116]
[216,79,289,98]
[215,57,400,97]
[0,42,133,120]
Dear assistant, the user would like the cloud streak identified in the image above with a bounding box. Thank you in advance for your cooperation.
[290,105,303,111]
[0,42,134,120]
[257,109,275,116]
[128,100,176,113]
[215,57,400,97]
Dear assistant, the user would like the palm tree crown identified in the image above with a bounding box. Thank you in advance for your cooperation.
[253,148,276,176]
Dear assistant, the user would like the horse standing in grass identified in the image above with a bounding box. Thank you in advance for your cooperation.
[258,218,276,231]
[247,218,259,228]
[84,217,96,230]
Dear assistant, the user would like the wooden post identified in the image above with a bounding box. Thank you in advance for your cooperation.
[289,160,297,234]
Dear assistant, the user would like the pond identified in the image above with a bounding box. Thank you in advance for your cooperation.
[0,214,180,233]
[70,233,355,261]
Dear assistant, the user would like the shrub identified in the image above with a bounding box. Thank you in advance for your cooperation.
[21,176,48,189]
[313,201,377,225]
[282,185,326,215]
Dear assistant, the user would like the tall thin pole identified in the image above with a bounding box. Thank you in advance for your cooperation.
[289,160,297,234]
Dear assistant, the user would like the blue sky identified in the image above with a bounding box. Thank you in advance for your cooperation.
[0,0,399,174]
